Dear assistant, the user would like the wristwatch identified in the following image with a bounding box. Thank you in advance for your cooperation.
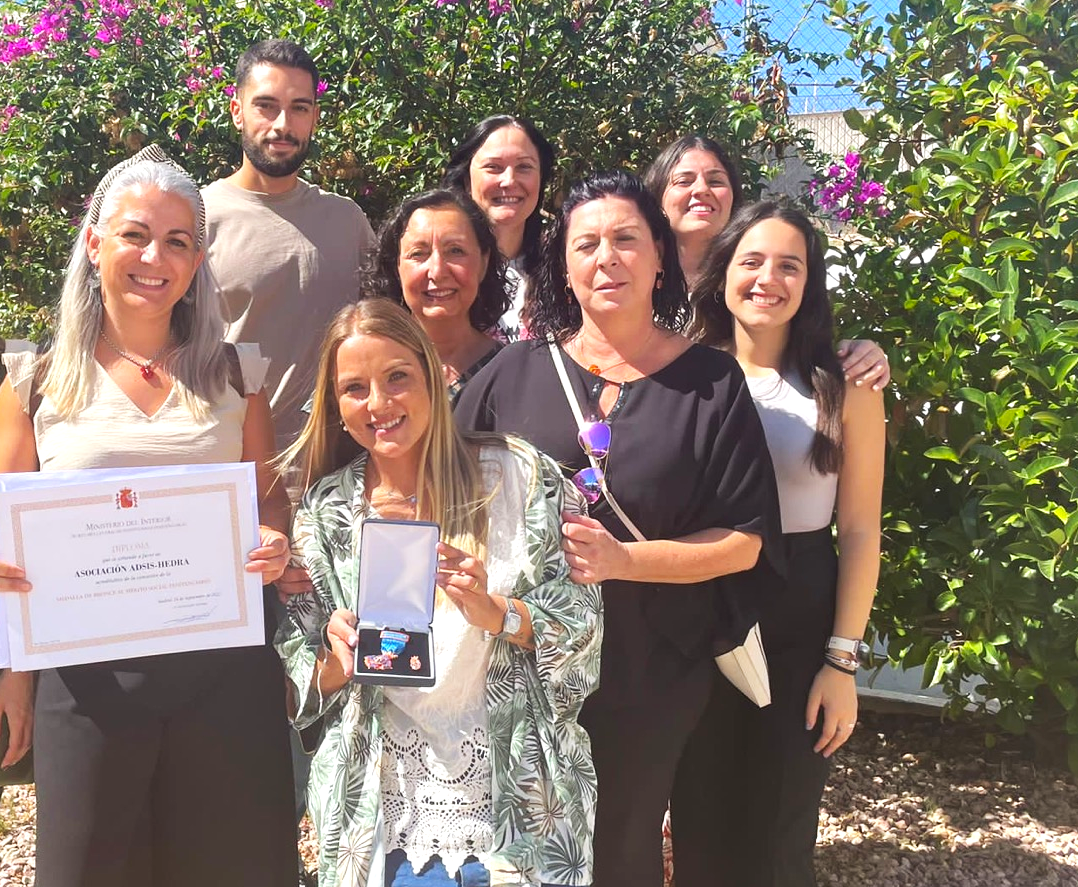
[826,635,869,662]
[498,599,523,638]
[485,598,522,641]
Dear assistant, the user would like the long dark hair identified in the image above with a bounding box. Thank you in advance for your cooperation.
[528,170,689,343]
[372,189,511,334]
[693,200,844,474]
[643,134,745,212]
[442,115,555,281]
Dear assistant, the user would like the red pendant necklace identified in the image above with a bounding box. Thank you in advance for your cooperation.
[99,330,169,380]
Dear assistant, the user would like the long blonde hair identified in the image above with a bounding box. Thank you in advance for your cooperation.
[280,298,499,558]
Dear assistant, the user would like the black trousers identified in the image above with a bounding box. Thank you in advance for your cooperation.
[34,643,298,887]
[671,528,838,887]
[580,655,715,887]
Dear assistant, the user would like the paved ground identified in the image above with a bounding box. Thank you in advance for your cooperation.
[1,711,1075,886]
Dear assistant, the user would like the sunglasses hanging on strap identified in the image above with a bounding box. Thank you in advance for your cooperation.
[547,337,645,542]
[547,336,772,708]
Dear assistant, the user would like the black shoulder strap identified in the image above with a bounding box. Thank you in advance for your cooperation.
[223,342,245,398]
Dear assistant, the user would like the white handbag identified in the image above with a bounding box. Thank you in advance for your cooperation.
[548,338,772,708]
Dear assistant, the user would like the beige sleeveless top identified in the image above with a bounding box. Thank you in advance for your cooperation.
[1,345,268,472]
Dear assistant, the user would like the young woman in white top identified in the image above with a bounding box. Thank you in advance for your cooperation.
[0,146,296,886]
[670,200,885,887]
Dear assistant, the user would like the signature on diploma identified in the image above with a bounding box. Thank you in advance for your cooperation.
[164,605,219,627]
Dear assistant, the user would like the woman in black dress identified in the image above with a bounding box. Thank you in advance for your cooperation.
[455,170,783,887]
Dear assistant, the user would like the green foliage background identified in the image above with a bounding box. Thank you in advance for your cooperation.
[5,0,1078,770]
[827,0,1078,767]
[0,0,809,337]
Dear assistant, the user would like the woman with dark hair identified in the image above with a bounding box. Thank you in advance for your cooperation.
[442,115,555,337]
[671,201,884,887]
[456,170,784,887]
[374,188,511,404]
[645,133,891,389]
[643,133,744,287]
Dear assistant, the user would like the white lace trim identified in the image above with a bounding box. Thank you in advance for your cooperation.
[380,723,494,872]
[377,448,531,875]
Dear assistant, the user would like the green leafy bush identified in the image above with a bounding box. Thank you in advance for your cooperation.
[826,0,1078,769]
[0,0,813,335]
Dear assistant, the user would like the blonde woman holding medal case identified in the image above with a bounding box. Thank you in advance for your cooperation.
[275,299,602,887]
[0,147,296,886]
[669,201,885,887]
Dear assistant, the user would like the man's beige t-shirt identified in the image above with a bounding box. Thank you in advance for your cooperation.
[203,178,375,450]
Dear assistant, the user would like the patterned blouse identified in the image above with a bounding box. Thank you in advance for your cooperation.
[276,440,603,887]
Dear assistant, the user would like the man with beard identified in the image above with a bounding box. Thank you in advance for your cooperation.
[204,39,375,453]
[203,41,374,887]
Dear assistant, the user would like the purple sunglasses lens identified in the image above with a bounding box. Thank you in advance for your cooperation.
[572,467,604,504]
[578,422,611,458]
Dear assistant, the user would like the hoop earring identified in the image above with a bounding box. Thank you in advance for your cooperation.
[564,282,574,303]
[654,270,665,291]
[181,284,195,304]
[89,268,102,303]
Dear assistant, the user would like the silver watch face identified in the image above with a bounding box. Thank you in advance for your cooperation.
[503,607,522,635]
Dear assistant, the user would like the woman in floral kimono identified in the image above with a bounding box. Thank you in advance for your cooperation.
[275,298,602,887]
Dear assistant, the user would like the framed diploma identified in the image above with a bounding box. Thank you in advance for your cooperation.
[0,463,264,671]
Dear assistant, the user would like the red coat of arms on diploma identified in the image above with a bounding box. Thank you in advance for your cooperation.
[115,488,138,509]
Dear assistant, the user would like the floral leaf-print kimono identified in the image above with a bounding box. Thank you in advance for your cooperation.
[276,439,603,887]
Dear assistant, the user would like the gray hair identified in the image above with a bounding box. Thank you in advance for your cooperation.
[44,151,228,420]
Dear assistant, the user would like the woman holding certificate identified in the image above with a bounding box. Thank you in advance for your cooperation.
[275,298,603,887]
[0,147,297,886]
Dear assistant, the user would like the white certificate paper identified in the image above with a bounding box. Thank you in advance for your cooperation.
[0,463,264,671]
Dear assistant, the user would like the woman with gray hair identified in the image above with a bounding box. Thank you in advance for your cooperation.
[0,146,298,886]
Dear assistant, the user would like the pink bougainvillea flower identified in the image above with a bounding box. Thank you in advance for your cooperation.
[844,151,860,170]
[211,66,223,78]
[86,45,100,58]
[185,75,203,93]
[488,0,511,16]
[435,0,461,7]
[1,104,19,133]
[571,17,584,32]
[317,79,328,95]
[158,13,172,25]
[224,83,236,97]
[314,0,335,7]
[2,22,20,38]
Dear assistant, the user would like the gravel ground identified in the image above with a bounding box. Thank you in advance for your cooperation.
[1,711,1075,886]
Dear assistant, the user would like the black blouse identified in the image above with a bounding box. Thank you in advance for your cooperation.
[455,339,784,706]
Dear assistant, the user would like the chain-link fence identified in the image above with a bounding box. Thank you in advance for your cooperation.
[709,0,897,191]
[711,0,896,114]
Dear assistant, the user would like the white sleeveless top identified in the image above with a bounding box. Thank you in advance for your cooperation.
[1,346,268,471]
[744,371,838,534]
